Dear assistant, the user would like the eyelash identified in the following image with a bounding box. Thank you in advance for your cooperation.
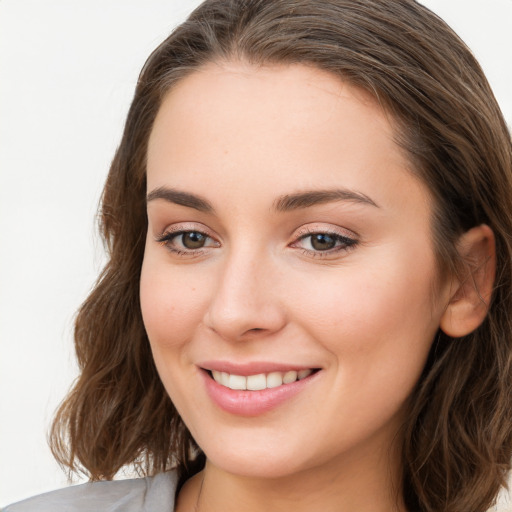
[291,228,358,258]
[155,226,358,259]
[155,229,218,257]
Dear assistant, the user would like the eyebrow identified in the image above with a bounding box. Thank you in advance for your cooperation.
[146,186,214,212]
[273,189,379,211]
[146,186,379,213]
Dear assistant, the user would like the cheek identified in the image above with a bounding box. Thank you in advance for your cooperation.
[139,254,210,353]
[286,253,441,446]
[291,245,440,378]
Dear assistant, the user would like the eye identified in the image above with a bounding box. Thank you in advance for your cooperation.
[291,228,358,257]
[308,233,338,251]
[155,229,219,254]
[178,231,208,249]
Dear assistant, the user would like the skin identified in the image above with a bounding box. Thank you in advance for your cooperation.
[140,62,489,512]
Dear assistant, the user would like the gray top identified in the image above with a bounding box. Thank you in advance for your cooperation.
[3,471,178,512]
[4,470,512,511]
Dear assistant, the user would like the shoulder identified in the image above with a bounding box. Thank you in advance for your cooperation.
[3,471,178,512]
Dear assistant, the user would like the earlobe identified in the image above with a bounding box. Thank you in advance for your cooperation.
[439,224,496,338]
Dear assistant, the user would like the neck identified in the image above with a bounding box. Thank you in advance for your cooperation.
[176,441,406,512]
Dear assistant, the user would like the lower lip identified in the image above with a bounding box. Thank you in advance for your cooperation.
[201,369,319,416]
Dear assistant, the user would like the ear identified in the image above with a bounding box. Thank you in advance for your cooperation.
[440,224,496,338]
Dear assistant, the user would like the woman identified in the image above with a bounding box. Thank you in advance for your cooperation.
[5,0,512,511]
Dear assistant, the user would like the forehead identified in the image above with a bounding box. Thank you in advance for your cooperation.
[149,61,391,157]
[146,61,430,219]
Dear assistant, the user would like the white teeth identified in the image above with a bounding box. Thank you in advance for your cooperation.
[266,372,284,388]
[247,373,267,390]
[283,370,298,384]
[220,372,230,387]
[228,374,247,390]
[211,369,315,390]
[298,369,313,380]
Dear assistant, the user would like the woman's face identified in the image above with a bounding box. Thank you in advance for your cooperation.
[140,62,452,479]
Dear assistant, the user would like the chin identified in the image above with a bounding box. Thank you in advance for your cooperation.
[207,449,304,479]
[195,429,311,479]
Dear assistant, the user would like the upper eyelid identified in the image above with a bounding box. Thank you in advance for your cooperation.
[293,224,359,240]
[155,222,218,238]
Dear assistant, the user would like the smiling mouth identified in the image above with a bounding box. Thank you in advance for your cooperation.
[206,369,319,391]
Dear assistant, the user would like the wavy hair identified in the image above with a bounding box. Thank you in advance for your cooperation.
[50,1,512,510]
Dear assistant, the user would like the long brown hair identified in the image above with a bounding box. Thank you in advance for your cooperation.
[50,1,512,510]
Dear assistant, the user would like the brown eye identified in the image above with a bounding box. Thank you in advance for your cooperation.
[156,228,220,255]
[181,231,207,249]
[310,233,336,251]
[291,229,358,257]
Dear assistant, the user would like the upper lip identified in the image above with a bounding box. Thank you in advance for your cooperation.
[199,360,320,376]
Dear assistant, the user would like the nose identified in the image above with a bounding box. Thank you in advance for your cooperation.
[203,246,287,342]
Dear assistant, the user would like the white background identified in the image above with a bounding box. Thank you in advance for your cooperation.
[1,0,511,507]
